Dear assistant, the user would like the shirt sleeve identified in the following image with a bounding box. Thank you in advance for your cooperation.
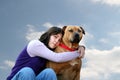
[27,40,80,63]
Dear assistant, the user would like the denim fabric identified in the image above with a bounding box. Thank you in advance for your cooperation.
[12,67,57,80]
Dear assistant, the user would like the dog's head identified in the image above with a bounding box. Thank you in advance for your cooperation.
[62,25,85,44]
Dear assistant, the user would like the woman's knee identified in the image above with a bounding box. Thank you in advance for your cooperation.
[19,67,35,77]
[44,68,56,77]
[12,67,36,80]
[36,68,57,80]
[44,68,56,74]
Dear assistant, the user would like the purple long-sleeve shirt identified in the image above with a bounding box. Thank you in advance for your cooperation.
[7,40,80,80]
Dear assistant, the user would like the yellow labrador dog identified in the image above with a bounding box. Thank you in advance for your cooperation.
[47,25,85,80]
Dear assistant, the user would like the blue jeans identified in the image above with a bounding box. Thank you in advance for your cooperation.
[12,67,57,80]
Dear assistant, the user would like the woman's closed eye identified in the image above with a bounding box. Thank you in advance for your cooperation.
[54,35,61,41]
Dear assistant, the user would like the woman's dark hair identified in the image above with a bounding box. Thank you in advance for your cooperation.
[39,27,64,50]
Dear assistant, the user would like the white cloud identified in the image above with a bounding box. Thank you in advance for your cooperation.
[109,32,120,36]
[85,32,94,40]
[25,23,66,41]
[81,46,120,80]
[108,31,120,45]
[80,32,94,46]
[0,60,15,70]
[97,31,120,47]
[25,22,66,41]
[43,22,54,28]
[43,22,64,28]
[26,24,45,41]
[4,60,15,68]
[26,31,44,41]
[99,38,109,44]
[26,23,59,41]
[91,0,120,6]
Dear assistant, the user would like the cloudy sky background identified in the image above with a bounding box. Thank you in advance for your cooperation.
[0,0,120,80]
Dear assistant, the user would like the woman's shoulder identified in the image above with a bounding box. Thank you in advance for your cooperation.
[27,40,45,57]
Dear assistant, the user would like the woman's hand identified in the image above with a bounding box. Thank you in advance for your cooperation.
[77,45,85,58]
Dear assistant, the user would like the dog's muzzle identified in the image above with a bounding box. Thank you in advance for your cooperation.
[70,33,80,43]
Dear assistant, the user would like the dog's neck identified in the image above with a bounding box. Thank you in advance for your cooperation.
[59,43,78,51]
[59,40,79,51]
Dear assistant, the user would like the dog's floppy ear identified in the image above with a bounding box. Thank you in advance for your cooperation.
[80,26,85,35]
[62,26,67,32]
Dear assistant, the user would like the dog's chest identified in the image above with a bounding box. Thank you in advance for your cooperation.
[69,58,80,66]
[55,46,80,66]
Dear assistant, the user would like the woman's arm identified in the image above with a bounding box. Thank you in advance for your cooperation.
[27,40,80,62]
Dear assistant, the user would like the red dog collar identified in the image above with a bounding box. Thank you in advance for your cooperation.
[59,43,77,51]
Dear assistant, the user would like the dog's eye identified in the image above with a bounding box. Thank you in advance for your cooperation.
[78,29,81,32]
[69,29,73,32]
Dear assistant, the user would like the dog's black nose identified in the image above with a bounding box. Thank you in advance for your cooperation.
[70,33,80,43]
[74,33,79,38]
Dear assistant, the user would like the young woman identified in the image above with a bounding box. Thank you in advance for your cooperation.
[7,27,85,80]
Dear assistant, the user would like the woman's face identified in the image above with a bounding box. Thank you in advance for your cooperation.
[48,33,62,49]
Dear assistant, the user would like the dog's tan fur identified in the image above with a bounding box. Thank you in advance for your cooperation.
[47,26,85,80]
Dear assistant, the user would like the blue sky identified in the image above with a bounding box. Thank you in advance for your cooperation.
[0,0,120,80]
